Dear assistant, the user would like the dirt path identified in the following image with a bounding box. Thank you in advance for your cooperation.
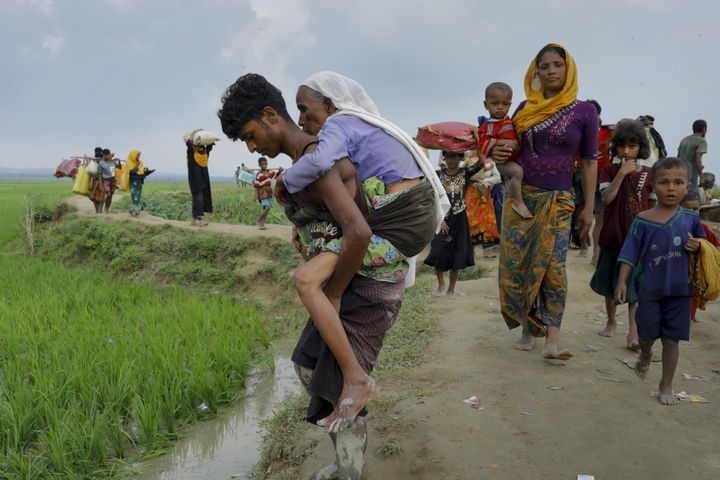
[65,194,292,240]
[299,251,720,480]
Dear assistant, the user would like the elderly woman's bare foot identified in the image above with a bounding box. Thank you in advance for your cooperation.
[542,344,573,360]
[598,323,616,337]
[514,331,535,351]
[318,377,379,433]
[634,350,652,379]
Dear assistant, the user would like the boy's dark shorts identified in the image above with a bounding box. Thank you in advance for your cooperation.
[636,297,691,341]
[589,248,638,303]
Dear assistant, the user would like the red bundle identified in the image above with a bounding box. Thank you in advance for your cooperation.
[54,158,82,178]
[416,122,477,153]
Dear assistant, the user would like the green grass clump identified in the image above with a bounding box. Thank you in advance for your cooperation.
[34,217,304,332]
[0,254,269,479]
[117,184,289,225]
[0,181,72,249]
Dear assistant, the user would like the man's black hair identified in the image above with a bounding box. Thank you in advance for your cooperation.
[652,157,690,182]
[258,156,268,166]
[692,119,707,133]
[218,73,293,141]
[610,119,651,160]
[587,99,601,116]
[102,148,110,155]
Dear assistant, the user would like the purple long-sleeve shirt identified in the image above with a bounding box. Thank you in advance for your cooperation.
[282,115,424,194]
[514,99,598,192]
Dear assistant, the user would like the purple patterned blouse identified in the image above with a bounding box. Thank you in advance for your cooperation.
[514,99,599,192]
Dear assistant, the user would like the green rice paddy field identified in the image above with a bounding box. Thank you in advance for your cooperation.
[0,182,278,479]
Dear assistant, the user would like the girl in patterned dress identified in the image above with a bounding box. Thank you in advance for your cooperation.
[424,151,482,296]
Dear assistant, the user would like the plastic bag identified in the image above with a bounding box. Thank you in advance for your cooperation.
[118,167,130,192]
[72,165,90,196]
[416,122,477,153]
[85,160,99,177]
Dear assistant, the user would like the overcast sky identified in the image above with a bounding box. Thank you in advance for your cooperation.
[1,0,718,177]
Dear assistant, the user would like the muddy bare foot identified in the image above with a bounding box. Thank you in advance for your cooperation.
[598,323,616,337]
[634,350,652,379]
[658,391,679,406]
[308,463,339,480]
[578,248,588,258]
[542,344,573,360]
[626,333,640,351]
[514,331,535,351]
[318,378,379,433]
[336,418,367,480]
[512,200,533,219]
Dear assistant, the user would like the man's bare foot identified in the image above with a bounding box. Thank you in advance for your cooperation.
[318,377,379,433]
[598,323,617,337]
[308,463,339,480]
[626,333,640,351]
[634,350,652,379]
[514,331,535,351]
[542,344,573,360]
[433,286,445,297]
[512,200,533,219]
[658,391,679,406]
[578,247,588,258]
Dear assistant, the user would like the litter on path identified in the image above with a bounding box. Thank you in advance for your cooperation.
[651,391,709,403]
[682,373,711,381]
[463,396,484,410]
[544,386,563,391]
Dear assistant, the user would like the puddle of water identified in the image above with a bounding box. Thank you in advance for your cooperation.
[135,353,300,480]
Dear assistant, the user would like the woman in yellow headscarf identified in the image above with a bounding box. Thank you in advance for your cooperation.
[126,150,146,217]
[186,131,214,227]
[490,44,599,360]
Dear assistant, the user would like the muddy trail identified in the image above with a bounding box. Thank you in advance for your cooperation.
[65,194,292,240]
[297,253,720,480]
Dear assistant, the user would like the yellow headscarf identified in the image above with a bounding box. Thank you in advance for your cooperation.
[126,150,145,175]
[512,43,579,137]
[193,146,209,168]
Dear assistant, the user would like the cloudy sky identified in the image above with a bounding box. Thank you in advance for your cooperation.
[1,0,718,177]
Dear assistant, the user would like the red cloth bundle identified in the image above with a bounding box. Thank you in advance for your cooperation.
[54,158,81,178]
[416,122,477,153]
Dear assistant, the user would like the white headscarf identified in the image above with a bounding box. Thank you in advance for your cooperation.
[301,71,452,289]
[301,71,451,231]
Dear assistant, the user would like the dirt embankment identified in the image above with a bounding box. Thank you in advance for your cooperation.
[66,194,292,240]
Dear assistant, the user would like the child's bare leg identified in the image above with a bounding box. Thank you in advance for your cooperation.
[635,338,653,379]
[434,269,445,296]
[598,297,617,337]
[626,302,639,350]
[591,212,602,265]
[257,205,271,229]
[293,253,378,430]
[446,270,459,296]
[498,162,532,219]
[658,338,680,405]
